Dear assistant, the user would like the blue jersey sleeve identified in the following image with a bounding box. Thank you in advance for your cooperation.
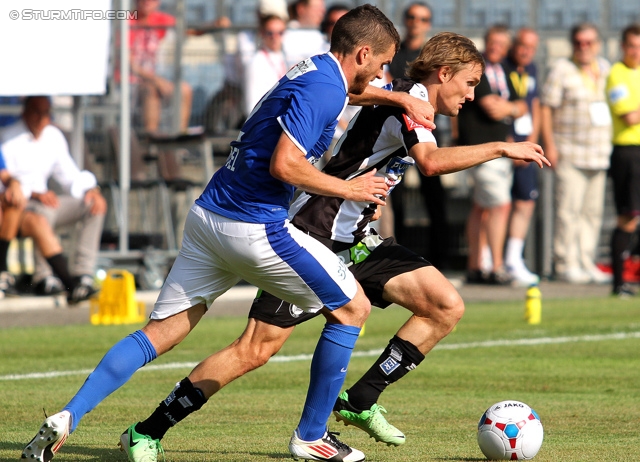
[0,149,6,170]
[278,82,346,158]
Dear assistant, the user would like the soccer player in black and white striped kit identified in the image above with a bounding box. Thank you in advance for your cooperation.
[124,32,548,459]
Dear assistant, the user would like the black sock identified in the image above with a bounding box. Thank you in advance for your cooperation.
[135,377,207,440]
[611,228,633,289]
[346,335,424,411]
[0,239,10,273]
[45,253,75,290]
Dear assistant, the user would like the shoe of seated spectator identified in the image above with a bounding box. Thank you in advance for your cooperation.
[67,275,99,305]
[34,275,66,296]
[0,271,19,298]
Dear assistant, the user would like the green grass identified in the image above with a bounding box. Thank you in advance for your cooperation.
[2,296,640,461]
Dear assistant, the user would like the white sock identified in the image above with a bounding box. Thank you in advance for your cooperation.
[480,245,493,271]
[505,238,525,268]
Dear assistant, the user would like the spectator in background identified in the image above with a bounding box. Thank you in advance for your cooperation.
[606,24,640,298]
[0,162,90,303]
[502,27,541,286]
[205,0,289,133]
[0,162,26,297]
[0,96,106,304]
[283,0,326,68]
[458,24,528,284]
[386,2,432,81]
[320,3,351,52]
[384,2,450,268]
[129,0,193,132]
[317,3,355,169]
[541,23,613,284]
[243,14,289,114]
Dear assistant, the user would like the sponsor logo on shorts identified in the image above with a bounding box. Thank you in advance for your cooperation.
[289,303,304,318]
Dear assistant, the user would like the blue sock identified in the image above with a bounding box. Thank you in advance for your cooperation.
[64,330,157,432]
[297,323,360,441]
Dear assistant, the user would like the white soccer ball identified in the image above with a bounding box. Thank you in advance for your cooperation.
[477,400,544,460]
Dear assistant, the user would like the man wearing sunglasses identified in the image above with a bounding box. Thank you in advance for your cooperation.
[244,14,289,114]
[387,2,432,81]
[541,23,613,285]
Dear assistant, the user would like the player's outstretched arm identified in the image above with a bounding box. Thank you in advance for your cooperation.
[411,141,549,177]
[270,133,388,204]
[349,85,436,130]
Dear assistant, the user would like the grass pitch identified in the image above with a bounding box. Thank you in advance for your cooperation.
[2,295,640,461]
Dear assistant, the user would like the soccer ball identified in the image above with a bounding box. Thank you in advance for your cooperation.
[477,400,544,460]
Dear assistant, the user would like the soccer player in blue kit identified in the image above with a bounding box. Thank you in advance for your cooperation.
[113,33,548,462]
[22,5,440,462]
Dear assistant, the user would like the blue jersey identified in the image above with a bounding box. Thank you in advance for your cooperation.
[197,53,348,223]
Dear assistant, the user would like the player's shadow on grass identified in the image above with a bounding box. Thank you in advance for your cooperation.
[170,448,293,459]
[6,440,125,460]
[437,458,487,461]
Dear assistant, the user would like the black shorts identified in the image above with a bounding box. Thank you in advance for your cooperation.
[511,162,539,201]
[248,236,431,328]
[609,145,640,217]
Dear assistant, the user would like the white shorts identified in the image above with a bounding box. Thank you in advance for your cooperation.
[471,157,513,208]
[151,204,357,320]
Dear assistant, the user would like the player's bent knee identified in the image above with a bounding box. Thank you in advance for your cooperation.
[325,294,371,327]
[433,291,465,327]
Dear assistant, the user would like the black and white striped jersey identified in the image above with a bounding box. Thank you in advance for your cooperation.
[289,79,437,244]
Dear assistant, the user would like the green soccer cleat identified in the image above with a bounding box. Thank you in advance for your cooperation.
[119,424,165,462]
[333,391,406,446]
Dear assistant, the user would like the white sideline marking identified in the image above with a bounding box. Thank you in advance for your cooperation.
[2,331,639,381]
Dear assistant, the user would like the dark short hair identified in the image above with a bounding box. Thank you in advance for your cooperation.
[570,22,599,42]
[23,96,51,110]
[402,2,432,20]
[484,23,511,43]
[621,23,640,44]
[259,14,285,30]
[330,4,400,56]
[320,4,350,35]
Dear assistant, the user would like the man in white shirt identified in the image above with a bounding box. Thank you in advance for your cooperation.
[0,96,107,303]
[283,0,327,68]
[244,14,289,114]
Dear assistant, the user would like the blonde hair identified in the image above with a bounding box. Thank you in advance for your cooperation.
[407,32,484,82]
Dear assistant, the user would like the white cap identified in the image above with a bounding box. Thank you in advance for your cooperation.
[259,0,289,20]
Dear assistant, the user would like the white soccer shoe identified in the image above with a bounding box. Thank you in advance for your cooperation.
[289,429,365,461]
[22,410,71,462]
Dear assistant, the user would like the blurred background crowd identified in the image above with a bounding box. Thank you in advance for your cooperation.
[1,0,639,301]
